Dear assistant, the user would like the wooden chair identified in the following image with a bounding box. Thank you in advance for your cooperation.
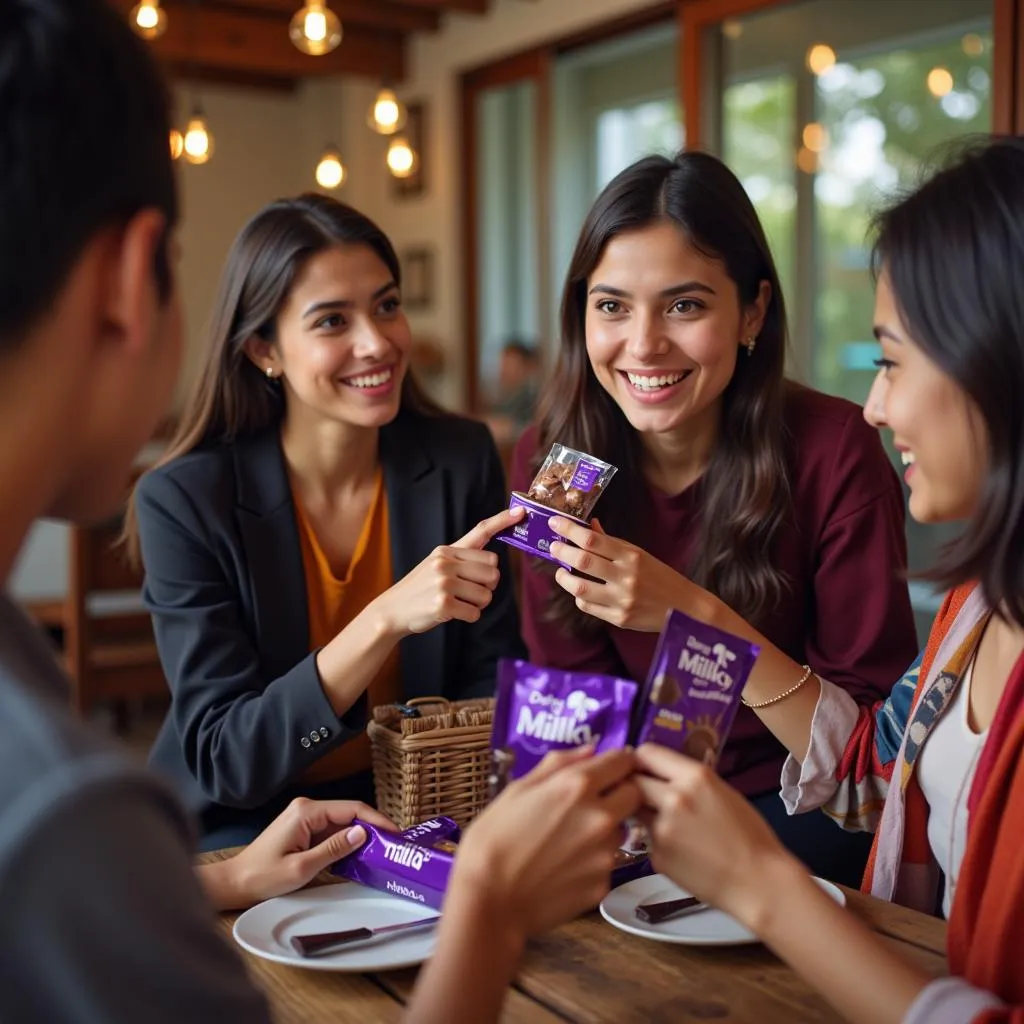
[63,514,167,725]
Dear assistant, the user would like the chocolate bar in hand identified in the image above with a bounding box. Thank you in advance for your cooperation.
[330,817,461,910]
[488,658,638,796]
[632,609,760,765]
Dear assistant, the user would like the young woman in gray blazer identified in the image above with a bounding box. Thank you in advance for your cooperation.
[128,195,525,850]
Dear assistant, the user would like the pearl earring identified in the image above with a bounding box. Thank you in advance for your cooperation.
[266,366,277,379]
[745,336,757,357]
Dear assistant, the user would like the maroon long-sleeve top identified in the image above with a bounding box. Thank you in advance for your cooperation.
[511,386,920,798]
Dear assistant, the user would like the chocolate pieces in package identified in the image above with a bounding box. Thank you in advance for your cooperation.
[633,610,760,766]
[497,442,617,570]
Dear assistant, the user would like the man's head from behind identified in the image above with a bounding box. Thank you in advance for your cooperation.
[0,0,181,523]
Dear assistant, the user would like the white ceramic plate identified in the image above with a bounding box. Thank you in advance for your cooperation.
[600,873,846,947]
[233,883,440,972]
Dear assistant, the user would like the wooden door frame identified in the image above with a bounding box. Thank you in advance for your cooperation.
[993,0,1020,132]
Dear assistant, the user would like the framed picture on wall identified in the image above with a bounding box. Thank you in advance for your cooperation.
[391,101,426,200]
[402,247,434,310]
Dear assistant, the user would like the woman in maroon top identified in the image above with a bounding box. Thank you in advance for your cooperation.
[511,151,918,886]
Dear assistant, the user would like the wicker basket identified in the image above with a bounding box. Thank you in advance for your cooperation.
[368,696,495,829]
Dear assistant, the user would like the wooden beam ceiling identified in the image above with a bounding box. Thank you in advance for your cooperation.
[112,0,492,87]
[111,1,405,86]
[398,0,489,11]
[207,0,443,34]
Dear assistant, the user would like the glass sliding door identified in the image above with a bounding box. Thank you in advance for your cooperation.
[475,81,541,406]
[461,53,549,424]
[551,22,681,336]
[700,0,995,641]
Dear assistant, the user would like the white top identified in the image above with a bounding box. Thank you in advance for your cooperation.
[916,657,988,917]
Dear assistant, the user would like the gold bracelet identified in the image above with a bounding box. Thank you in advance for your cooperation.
[741,664,815,709]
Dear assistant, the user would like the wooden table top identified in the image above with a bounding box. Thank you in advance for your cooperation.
[200,849,947,1023]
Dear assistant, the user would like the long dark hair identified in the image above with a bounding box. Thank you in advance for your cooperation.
[872,135,1024,628]
[124,193,443,559]
[537,151,791,633]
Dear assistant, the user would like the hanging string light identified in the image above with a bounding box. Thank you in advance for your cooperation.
[386,136,417,179]
[183,108,214,165]
[178,2,214,166]
[315,146,346,189]
[130,0,167,40]
[368,87,407,135]
[806,43,837,76]
[927,67,954,97]
[290,2,343,56]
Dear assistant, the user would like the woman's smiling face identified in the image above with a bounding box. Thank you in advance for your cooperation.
[258,243,411,429]
[864,272,988,525]
[584,220,768,439]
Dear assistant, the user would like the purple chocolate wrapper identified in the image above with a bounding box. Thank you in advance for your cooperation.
[495,492,587,570]
[633,610,760,764]
[489,658,638,794]
[611,853,656,889]
[400,816,461,847]
[331,819,456,910]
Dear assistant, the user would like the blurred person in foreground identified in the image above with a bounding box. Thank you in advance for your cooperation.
[0,3,638,1021]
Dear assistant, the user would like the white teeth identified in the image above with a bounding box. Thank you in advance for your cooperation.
[625,371,686,390]
[346,368,393,389]
[900,451,915,466]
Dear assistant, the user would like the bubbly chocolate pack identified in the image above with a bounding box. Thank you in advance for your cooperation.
[633,610,760,764]
[488,658,638,794]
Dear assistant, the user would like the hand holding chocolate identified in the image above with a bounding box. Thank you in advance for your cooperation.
[632,610,761,768]
[331,816,461,910]
[488,658,638,797]
[486,613,760,889]
[497,442,618,568]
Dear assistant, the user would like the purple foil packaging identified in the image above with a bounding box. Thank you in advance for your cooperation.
[489,658,638,795]
[497,442,617,570]
[330,818,460,910]
[632,610,761,765]
[399,816,461,847]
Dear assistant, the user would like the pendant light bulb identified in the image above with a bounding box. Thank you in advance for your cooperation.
[368,87,407,135]
[183,111,214,165]
[169,128,184,161]
[315,146,346,190]
[387,136,417,179]
[130,0,168,40]
[290,2,343,56]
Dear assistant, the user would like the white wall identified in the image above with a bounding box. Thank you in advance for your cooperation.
[339,0,663,410]
[171,78,345,404]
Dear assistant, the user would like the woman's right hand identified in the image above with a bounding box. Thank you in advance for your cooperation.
[449,747,641,940]
[373,506,525,637]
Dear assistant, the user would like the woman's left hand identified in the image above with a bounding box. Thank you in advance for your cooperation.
[635,744,794,931]
[549,517,713,632]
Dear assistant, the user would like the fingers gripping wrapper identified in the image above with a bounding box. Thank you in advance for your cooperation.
[497,443,617,570]
[331,816,461,910]
[488,658,648,887]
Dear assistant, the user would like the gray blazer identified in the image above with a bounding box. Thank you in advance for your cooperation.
[137,412,524,822]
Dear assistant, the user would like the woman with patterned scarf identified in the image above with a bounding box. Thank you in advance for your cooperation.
[634,134,1024,1024]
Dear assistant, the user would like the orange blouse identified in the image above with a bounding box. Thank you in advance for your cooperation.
[290,471,400,784]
